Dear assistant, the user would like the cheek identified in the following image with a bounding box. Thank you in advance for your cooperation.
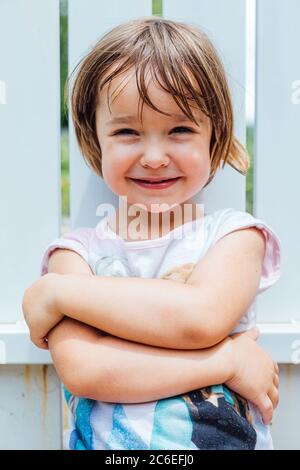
[101,159,122,187]
[101,144,133,188]
[184,148,211,176]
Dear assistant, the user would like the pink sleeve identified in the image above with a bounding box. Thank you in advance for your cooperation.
[40,227,92,275]
[213,209,281,294]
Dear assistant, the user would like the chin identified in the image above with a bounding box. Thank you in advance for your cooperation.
[147,201,185,214]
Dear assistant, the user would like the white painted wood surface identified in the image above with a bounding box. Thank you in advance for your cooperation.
[254,1,300,446]
[0,0,62,450]
[0,0,61,323]
[0,365,62,449]
[272,365,300,450]
[255,0,300,325]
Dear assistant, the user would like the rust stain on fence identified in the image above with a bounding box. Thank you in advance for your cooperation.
[25,365,49,429]
[42,365,48,428]
[284,364,292,391]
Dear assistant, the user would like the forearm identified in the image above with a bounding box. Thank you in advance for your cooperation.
[56,273,200,349]
[89,336,233,403]
[48,319,233,403]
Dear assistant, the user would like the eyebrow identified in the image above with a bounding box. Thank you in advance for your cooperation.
[105,114,195,127]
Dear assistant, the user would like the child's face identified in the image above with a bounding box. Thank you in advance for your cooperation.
[95,68,212,212]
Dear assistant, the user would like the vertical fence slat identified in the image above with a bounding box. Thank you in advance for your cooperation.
[0,0,62,449]
[0,0,61,322]
[255,0,300,323]
[163,0,247,213]
[255,0,300,450]
[271,365,300,449]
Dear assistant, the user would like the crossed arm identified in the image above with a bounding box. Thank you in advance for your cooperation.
[25,227,266,350]
[22,227,279,423]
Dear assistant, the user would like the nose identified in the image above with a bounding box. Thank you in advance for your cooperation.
[140,145,170,169]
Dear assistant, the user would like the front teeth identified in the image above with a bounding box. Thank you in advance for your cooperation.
[144,179,169,183]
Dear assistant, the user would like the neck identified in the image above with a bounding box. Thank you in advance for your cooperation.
[108,199,204,241]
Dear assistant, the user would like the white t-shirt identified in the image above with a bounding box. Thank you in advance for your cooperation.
[41,207,281,450]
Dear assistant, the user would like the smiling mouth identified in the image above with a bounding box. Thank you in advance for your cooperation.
[128,177,182,189]
[130,177,180,183]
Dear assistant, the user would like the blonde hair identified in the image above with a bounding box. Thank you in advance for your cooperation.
[67,16,250,186]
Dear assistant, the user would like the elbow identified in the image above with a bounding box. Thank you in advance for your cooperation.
[182,320,225,349]
[62,375,85,398]
[52,354,89,397]
[182,330,218,350]
[59,365,107,399]
[179,294,228,349]
[59,356,115,401]
[49,346,99,398]
[47,317,112,398]
[60,363,90,398]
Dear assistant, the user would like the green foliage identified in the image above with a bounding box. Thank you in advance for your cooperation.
[152,0,162,16]
[60,1,69,216]
[246,127,254,214]
[60,1,68,128]
[61,128,69,216]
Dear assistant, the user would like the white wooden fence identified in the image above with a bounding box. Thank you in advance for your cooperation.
[0,0,299,449]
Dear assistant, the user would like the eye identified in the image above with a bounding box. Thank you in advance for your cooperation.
[112,128,137,136]
[171,126,193,134]
[111,126,194,136]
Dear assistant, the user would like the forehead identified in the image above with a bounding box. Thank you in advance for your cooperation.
[98,67,202,124]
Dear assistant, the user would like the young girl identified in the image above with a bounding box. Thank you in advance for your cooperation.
[22,17,281,450]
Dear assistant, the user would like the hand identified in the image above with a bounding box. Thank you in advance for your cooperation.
[22,273,64,349]
[225,328,279,425]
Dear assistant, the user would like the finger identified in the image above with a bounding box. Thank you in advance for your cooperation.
[268,386,279,410]
[273,361,279,374]
[273,373,279,388]
[35,340,49,350]
[245,327,260,341]
[30,335,49,350]
[40,338,49,349]
[253,395,273,425]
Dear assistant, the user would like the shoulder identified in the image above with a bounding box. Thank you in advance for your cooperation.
[41,226,94,275]
[204,207,279,244]
[203,207,282,294]
[205,207,257,229]
[211,224,266,264]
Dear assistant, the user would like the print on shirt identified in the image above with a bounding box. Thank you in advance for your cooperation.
[95,253,133,277]
[182,385,256,450]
